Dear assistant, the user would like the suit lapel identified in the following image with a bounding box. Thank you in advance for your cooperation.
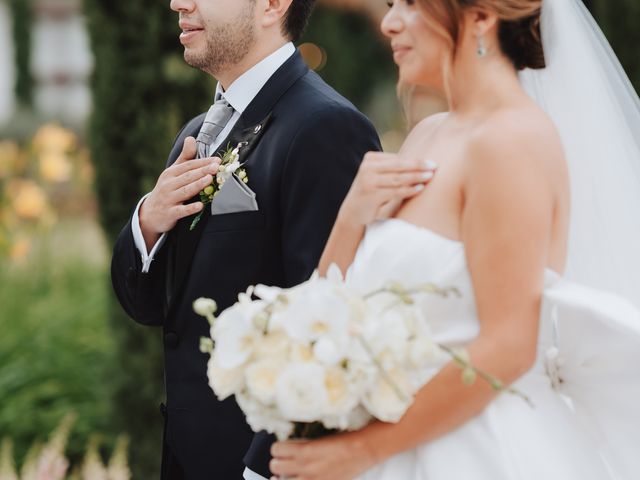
[168,51,309,316]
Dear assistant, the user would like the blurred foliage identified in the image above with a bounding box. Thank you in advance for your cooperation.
[0,253,115,472]
[0,415,131,479]
[0,124,94,260]
[83,1,216,477]
[592,0,640,94]
[0,125,121,474]
[8,0,33,107]
[302,5,395,110]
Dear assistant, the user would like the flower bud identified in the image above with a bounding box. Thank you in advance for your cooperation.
[462,368,477,386]
[193,297,218,317]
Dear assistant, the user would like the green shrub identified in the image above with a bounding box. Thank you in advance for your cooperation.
[0,249,116,469]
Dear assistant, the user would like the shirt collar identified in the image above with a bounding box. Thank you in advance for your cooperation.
[215,42,296,114]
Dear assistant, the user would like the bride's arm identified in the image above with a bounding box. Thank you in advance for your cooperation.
[271,121,564,479]
[318,152,436,276]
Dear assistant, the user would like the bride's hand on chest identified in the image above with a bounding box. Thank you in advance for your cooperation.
[337,152,437,228]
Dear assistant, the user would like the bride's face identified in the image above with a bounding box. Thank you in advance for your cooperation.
[381,0,450,91]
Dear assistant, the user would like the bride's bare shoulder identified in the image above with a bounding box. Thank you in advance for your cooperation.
[401,112,449,150]
[468,106,566,174]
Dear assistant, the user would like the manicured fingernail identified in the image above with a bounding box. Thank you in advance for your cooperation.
[414,184,425,191]
[422,171,434,180]
[424,160,438,170]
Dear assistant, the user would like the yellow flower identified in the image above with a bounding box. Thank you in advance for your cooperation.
[39,151,73,183]
[32,124,76,153]
[0,141,20,179]
[9,238,31,261]
[8,180,48,220]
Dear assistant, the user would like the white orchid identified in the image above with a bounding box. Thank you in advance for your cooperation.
[207,356,244,400]
[194,271,500,444]
[212,300,265,369]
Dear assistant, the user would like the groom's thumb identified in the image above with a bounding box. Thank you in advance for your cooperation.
[176,136,198,164]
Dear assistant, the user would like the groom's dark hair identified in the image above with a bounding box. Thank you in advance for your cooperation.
[283,0,316,42]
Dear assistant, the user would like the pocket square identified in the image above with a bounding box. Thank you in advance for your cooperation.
[211,174,259,215]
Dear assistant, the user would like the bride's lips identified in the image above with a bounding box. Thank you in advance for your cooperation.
[392,44,412,63]
[179,22,204,45]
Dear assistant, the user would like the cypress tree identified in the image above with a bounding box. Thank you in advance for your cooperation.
[592,0,640,94]
[8,0,33,106]
[85,1,210,477]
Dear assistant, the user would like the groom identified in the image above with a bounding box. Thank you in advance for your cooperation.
[110,0,381,478]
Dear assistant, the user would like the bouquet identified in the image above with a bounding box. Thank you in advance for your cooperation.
[194,266,526,441]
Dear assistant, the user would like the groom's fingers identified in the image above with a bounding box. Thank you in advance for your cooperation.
[171,157,219,178]
[173,175,214,202]
[174,136,198,165]
[172,201,204,220]
[172,161,219,189]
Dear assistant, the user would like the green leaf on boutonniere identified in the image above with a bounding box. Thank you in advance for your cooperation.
[189,142,250,231]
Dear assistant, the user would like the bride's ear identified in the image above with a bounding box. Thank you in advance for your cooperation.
[463,7,499,38]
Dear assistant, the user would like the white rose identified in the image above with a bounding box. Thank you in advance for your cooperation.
[323,366,358,418]
[290,342,314,363]
[207,356,244,400]
[236,391,295,441]
[313,337,344,365]
[254,331,290,360]
[362,369,413,423]
[245,359,283,404]
[324,405,372,432]
[275,363,328,423]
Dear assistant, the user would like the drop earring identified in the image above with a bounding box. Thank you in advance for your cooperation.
[476,35,487,58]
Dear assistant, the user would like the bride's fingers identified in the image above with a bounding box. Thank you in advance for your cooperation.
[374,184,425,220]
[376,170,434,188]
[270,457,302,476]
[374,158,438,174]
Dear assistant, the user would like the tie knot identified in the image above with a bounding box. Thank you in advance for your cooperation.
[196,98,236,158]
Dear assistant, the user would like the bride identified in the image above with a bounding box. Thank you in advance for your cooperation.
[268,0,640,479]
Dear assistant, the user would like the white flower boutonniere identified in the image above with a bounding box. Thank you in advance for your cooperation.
[190,142,250,231]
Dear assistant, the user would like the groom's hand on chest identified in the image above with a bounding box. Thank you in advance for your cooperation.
[139,136,221,250]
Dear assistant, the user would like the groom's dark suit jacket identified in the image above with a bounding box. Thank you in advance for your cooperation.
[111,51,381,479]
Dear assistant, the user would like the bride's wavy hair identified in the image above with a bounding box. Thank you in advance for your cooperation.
[417,0,546,71]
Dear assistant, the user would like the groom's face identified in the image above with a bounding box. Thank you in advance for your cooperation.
[170,0,257,76]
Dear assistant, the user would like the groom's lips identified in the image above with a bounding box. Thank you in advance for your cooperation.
[179,22,204,45]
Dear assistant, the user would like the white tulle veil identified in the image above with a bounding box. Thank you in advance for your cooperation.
[518,0,640,309]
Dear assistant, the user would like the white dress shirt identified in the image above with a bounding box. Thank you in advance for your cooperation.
[132,42,296,273]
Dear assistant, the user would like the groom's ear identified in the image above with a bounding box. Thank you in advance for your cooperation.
[258,0,295,33]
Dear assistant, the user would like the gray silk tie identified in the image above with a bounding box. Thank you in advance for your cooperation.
[196,96,235,158]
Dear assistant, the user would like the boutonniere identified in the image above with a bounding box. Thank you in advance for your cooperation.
[190,142,250,231]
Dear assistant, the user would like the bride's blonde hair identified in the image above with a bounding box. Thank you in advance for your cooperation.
[417,0,546,71]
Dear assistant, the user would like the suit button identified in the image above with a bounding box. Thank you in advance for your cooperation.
[164,331,179,349]
[125,267,136,290]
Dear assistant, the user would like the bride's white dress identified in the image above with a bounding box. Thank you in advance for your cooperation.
[347,218,640,480]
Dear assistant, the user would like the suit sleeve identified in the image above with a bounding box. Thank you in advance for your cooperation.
[110,118,198,326]
[280,105,382,287]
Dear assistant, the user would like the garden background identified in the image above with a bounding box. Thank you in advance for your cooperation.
[0,0,638,478]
